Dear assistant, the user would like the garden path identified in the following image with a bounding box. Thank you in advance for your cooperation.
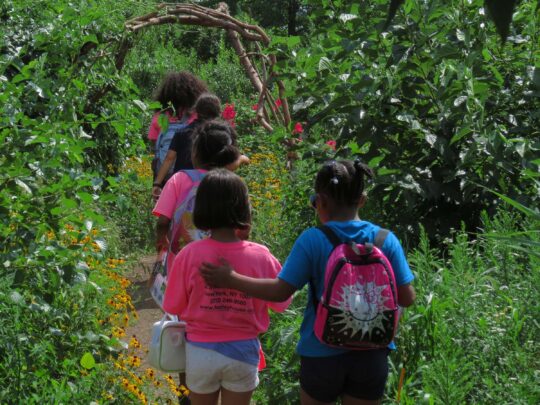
[125,255,180,403]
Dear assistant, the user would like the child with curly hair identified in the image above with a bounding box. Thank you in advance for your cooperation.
[149,71,208,181]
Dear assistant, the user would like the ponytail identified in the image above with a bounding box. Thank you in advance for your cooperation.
[315,158,374,206]
[352,158,373,197]
[192,119,240,169]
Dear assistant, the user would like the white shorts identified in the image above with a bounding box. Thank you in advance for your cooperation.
[186,342,259,394]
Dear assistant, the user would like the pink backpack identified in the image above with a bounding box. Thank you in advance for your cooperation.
[312,225,399,349]
[168,169,209,255]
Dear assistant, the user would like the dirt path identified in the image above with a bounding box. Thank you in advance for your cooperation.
[125,255,181,403]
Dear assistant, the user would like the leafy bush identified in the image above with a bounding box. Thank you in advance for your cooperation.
[126,31,253,106]
[390,212,539,404]
[274,0,540,241]
[0,0,160,401]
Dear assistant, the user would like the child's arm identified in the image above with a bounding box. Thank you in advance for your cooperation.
[381,231,416,307]
[225,154,250,171]
[267,294,292,312]
[200,258,296,302]
[155,216,170,252]
[397,284,416,307]
[152,150,178,200]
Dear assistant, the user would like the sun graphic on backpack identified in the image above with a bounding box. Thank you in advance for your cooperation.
[331,281,392,340]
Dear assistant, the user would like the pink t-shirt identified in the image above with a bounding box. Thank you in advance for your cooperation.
[147,110,198,141]
[163,238,292,342]
[153,169,207,269]
[153,170,206,220]
[147,111,179,141]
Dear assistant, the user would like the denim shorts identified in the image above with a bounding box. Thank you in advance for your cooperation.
[300,349,389,402]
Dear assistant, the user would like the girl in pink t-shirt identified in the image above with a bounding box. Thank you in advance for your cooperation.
[163,169,291,405]
[153,120,247,269]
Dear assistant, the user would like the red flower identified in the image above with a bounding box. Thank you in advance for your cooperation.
[222,103,236,121]
[274,99,282,108]
[292,122,304,135]
[251,104,259,111]
[326,140,337,150]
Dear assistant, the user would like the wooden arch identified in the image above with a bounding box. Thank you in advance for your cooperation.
[125,2,291,132]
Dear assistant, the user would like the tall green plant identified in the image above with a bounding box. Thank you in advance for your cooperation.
[0,0,154,401]
[274,0,539,241]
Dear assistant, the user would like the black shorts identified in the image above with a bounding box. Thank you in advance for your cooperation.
[300,349,389,402]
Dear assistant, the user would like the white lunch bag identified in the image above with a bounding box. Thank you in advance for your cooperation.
[148,314,186,372]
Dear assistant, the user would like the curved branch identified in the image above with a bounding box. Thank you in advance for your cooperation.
[124,2,288,134]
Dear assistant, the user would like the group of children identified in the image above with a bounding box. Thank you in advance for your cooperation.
[149,72,416,405]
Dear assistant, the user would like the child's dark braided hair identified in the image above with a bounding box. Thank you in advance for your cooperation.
[315,159,374,206]
[192,119,240,169]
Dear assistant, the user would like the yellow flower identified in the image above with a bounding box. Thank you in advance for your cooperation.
[111,326,126,338]
[129,336,142,349]
[145,368,156,380]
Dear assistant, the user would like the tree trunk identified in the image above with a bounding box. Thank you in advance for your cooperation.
[288,0,299,35]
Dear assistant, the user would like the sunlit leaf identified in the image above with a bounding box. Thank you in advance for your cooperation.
[15,179,32,194]
[80,352,96,370]
[133,99,147,111]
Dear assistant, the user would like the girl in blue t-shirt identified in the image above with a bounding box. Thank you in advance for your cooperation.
[200,159,416,405]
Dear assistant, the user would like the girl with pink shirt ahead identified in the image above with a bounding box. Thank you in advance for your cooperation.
[163,169,291,405]
[153,120,248,272]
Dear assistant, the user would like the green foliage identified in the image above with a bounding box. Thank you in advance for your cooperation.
[387,0,520,42]
[389,213,540,404]
[125,28,252,105]
[105,158,155,252]
[2,0,539,402]
[0,0,155,401]
[275,0,540,241]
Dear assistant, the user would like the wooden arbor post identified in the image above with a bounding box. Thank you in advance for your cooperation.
[125,2,291,132]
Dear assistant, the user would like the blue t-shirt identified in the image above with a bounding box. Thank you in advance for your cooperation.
[278,220,414,357]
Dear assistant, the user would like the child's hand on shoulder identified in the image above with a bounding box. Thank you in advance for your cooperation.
[225,154,250,171]
[199,258,235,288]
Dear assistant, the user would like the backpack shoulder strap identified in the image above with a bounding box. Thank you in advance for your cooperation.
[310,225,342,308]
[374,228,390,249]
[317,225,342,248]
[182,169,206,183]
[155,130,163,153]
